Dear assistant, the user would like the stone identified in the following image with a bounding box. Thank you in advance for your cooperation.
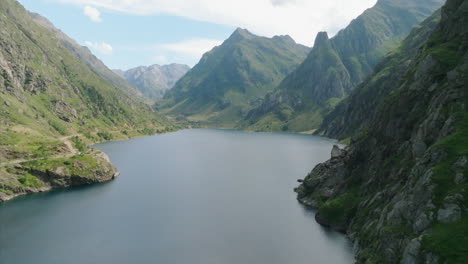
[401,238,421,264]
[437,204,461,223]
[455,173,465,184]
[412,139,427,158]
[4,100,10,107]
[331,145,343,158]
[453,156,468,170]
[413,212,431,233]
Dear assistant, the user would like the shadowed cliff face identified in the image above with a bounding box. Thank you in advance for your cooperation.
[296,0,468,263]
[241,0,445,133]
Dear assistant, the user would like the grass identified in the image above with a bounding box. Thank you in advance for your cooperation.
[0,188,14,195]
[70,136,88,152]
[318,190,363,227]
[422,216,468,264]
[18,173,43,188]
[24,154,102,177]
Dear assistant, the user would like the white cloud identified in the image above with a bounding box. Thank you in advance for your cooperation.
[85,41,113,55]
[270,0,296,7]
[83,5,102,22]
[50,0,377,45]
[158,38,223,60]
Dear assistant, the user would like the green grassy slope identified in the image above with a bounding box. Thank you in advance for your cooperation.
[0,0,175,200]
[160,28,310,128]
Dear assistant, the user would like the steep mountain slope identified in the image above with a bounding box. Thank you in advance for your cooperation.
[116,64,190,100]
[160,28,310,128]
[295,1,467,263]
[0,0,173,202]
[29,12,148,103]
[242,0,445,132]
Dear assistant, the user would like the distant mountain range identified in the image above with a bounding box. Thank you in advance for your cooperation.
[159,28,310,127]
[114,64,190,100]
[240,0,445,132]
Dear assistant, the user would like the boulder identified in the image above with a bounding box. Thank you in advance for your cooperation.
[454,172,465,184]
[453,156,467,170]
[437,204,461,223]
[401,238,421,264]
[331,145,344,158]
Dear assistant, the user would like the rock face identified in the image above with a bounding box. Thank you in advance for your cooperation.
[160,28,310,128]
[241,0,445,132]
[295,1,468,263]
[116,64,190,100]
[0,149,119,203]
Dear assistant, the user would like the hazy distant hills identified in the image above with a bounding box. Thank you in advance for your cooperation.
[114,64,190,100]
[241,0,445,132]
[160,28,310,127]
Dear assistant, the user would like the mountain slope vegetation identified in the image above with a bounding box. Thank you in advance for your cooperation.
[295,0,468,262]
[241,0,445,132]
[160,28,310,128]
[0,0,174,201]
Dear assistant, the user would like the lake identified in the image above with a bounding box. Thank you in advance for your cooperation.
[0,129,354,264]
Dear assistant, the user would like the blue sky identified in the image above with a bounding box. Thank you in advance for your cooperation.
[19,0,234,69]
[18,0,376,70]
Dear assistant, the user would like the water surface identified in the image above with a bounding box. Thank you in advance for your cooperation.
[0,129,354,264]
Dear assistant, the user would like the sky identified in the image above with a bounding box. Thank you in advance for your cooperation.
[18,0,377,70]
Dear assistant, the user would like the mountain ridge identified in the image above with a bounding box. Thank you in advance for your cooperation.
[115,63,190,100]
[295,0,468,262]
[241,0,445,132]
[0,0,174,202]
[160,28,310,127]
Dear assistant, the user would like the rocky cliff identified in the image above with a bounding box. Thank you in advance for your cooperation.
[241,0,445,132]
[0,149,119,203]
[295,0,467,263]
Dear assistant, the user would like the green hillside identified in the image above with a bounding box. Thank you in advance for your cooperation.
[160,28,310,128]
[0,0,174,202]
[241,0,444,132]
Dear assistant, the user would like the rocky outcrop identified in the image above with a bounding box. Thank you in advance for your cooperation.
[0,149,119,203]
[295,1,468,263]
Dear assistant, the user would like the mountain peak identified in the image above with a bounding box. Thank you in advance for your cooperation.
[272,35,296,44]
[313,31,329,47]
[229,28,255,41]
